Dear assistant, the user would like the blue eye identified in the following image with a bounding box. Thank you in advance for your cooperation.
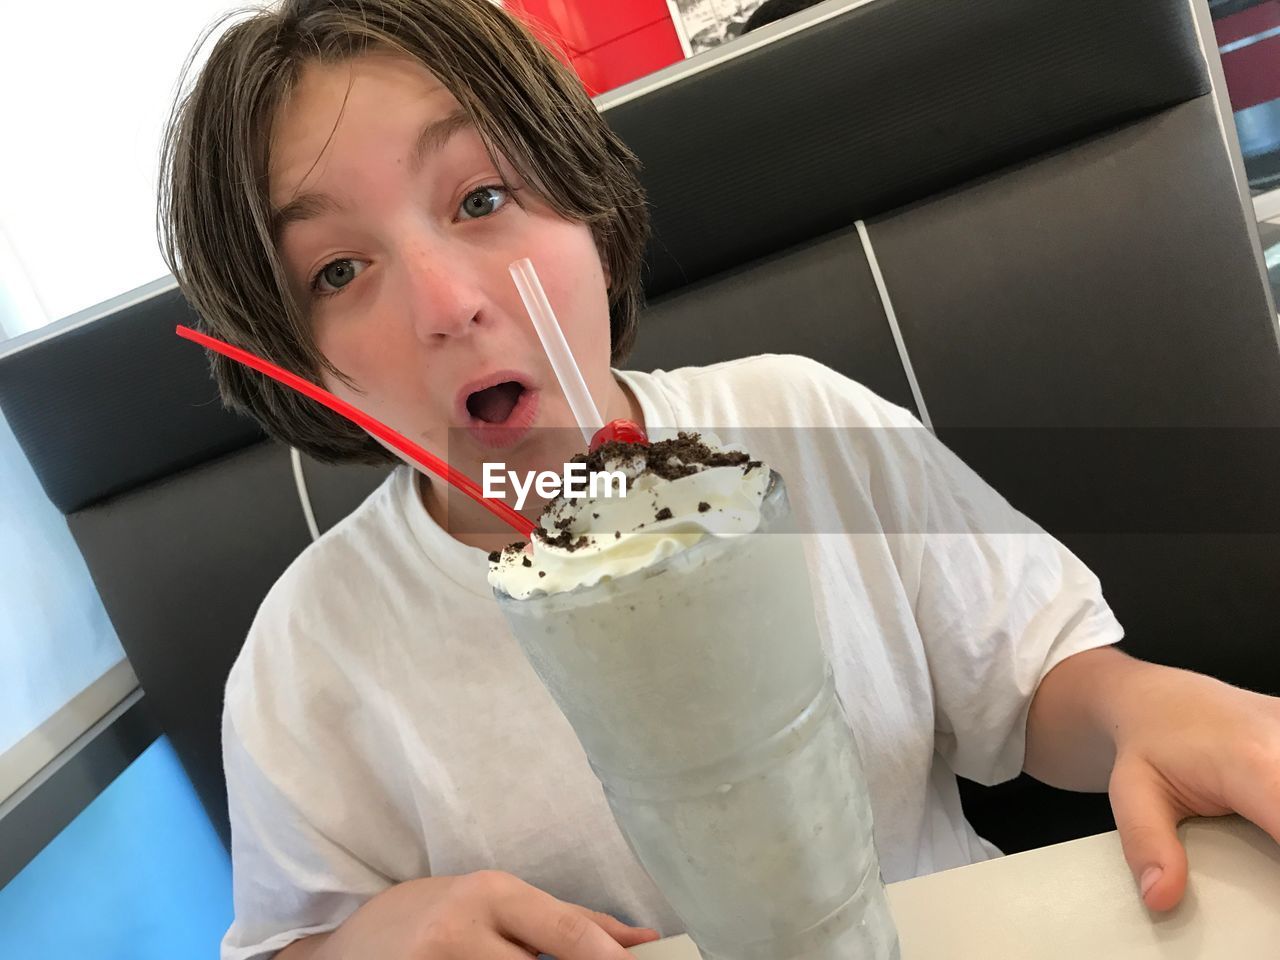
[311,258,367,297]
[459,185,508,220]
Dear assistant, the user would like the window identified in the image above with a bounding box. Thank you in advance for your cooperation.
[1211,0,1280,219]
[0,0,245,804]
[0,408,131,803]
[1260,217,1280,305]
[0,1,241,340]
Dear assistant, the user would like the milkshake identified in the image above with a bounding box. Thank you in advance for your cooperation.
[490,433,899,960]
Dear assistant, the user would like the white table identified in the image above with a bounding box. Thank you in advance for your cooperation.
[629,817,1280,958]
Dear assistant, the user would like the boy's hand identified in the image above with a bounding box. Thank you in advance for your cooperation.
[285,870,660,959]
[1027,647,1280,913]
[1106,665,1280,912]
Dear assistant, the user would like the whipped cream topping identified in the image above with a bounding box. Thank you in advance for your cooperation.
[488,432,771,600]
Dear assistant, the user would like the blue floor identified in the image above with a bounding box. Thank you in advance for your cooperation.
[0,737,233,960]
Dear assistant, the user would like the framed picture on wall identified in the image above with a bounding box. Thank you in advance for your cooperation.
[669,0,770,55]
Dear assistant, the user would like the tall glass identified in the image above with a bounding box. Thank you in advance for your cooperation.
[495,473,899,959]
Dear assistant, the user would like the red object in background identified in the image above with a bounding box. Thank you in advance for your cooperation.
[1213,1,1280,112]
[504,0,685,96]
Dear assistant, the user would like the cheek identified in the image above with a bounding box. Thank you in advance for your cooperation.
[314,320,416,419]
[541,225,613,356]
[313,299,412,391]
[313,326,376,399]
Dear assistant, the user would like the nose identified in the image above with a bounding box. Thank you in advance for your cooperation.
[399,238,484,345]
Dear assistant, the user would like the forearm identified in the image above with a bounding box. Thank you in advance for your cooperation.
[1023,645,1149,792]
[1022,631,1280,913]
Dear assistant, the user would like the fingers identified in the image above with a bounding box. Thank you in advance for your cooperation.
[1109,757,1190,912]
[572,906,660,948]
[482,873,641,959]
[474,933,541,959]
[503,902,633,959]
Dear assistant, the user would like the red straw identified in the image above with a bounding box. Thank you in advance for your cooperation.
[175,325,536,539]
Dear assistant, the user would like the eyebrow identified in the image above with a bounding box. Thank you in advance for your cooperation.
[270,109,475,242]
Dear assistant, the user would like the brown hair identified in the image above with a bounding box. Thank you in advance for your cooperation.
[158,0,649,464]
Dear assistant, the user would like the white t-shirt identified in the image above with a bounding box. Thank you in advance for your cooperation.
[221,355,1122,960]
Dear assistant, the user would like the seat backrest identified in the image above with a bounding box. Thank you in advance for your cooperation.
[2,0,1276,852]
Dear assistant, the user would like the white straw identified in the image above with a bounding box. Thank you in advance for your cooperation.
[509,258,603,446]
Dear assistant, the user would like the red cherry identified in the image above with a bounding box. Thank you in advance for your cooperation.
[589,418,649,451]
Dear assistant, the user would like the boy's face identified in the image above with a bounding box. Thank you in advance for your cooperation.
[269,53,617,488]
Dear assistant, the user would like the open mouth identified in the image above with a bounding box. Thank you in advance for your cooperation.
[459,374,539,450]
[466,380,525,425]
